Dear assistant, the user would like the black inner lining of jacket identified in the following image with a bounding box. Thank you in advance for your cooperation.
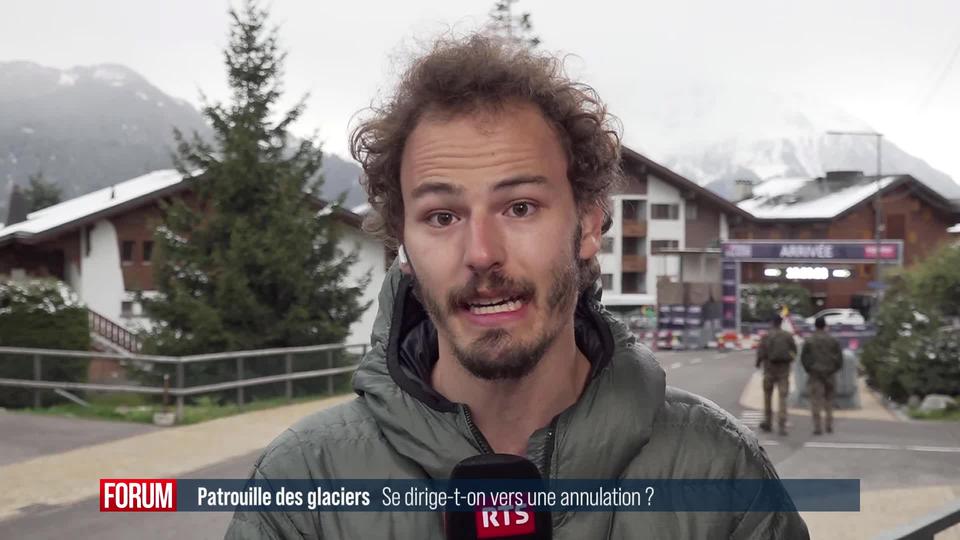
[386,274,615,413]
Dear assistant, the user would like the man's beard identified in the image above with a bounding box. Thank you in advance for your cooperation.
[411,227,583,381]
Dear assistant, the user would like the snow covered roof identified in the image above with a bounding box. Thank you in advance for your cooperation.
[749,177,810,199]
[738,175,901,220]
[0,168,367,246]
[0,169,186,243]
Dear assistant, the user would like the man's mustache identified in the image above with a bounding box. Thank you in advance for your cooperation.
[446,272,536,310]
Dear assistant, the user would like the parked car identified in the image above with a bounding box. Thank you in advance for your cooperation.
[804,308,866,327]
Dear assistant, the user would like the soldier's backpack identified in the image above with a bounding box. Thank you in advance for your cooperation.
[766,331,795,363]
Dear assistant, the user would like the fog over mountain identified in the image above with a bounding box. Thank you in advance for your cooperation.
[0,61,364,222]
[5,64,955,224]
[621,83,960,201]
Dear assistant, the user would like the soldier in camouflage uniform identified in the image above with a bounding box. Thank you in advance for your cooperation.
[801,316,844,435]
[756,314,797,435]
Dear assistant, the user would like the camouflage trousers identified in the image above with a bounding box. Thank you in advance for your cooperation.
[808,375,836,433]
[762,362,792,432]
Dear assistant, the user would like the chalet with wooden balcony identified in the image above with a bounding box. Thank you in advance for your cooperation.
[0,170,386,352]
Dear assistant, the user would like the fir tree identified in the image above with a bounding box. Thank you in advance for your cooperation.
[144,0,370,355]
[23,171,62,212]
[488,0,540,48]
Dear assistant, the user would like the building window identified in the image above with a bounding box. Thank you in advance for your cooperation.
[622,272,646,294]
[143,241,154,263]
[121,301,134,317]
[601,274,613,290]
[622,199,646,221]
[121,241,135,264]
[651,203,679,220]
[600,237,614,254]
[623,236,646,255]
[685,201,698,221]
[651,239,679,253]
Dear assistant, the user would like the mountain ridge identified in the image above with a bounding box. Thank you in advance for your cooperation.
[622,83,960,201]
[0,61,365,223]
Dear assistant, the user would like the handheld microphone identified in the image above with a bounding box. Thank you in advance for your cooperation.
[444,454,552,540]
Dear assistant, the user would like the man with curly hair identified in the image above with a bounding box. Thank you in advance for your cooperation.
[227,34,809,539]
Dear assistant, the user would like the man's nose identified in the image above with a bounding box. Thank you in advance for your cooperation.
[463,213,505,274]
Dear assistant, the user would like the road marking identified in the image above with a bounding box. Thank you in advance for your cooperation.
[903,445,960,453]
[759,440,780,446]
[670,361,683,370]
[689,358,702,365]
[804,442,960,453]
[738,410,766,434]
[805,442,900,451]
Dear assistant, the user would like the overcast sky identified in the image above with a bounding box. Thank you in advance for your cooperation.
[3,0,960,182]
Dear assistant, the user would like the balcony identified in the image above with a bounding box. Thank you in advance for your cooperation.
[621,255,647,272]
[621,219,647,237]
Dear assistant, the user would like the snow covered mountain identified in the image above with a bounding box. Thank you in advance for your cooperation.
[0,61,364,221]
[623,83,960,201]
[0,61,211,210]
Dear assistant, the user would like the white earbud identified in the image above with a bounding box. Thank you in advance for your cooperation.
[398,244,408,265]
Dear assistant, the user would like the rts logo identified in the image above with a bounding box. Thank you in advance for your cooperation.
[475,504,535,538]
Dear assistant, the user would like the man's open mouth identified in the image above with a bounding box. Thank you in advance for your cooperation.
[464,295,527,315]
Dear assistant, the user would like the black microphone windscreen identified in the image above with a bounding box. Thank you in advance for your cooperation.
[444,454,552,540]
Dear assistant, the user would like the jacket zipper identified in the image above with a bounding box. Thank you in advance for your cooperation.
[461,405,494,454]
[541,416,559,479]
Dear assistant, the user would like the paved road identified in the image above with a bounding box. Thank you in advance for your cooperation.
[659,349,960,491]
[0,411,159,467]
[4,450,257,540]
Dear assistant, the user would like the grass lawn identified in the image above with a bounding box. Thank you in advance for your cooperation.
[907,407,960,421]
[21,392,345,425]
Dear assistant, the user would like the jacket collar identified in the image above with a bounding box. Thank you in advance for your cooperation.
[352,262,665,479]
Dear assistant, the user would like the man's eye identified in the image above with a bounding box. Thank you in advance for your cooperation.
[507,201,537,218]
[426,212,458,227]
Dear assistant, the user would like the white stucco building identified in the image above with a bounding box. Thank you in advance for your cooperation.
[0,170,387,350]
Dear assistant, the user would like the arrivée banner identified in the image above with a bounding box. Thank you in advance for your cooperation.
[721,241,903,263]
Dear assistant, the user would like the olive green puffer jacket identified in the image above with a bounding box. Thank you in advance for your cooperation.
[226,263,809,539]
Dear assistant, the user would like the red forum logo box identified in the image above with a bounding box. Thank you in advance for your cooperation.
[100,479,177,512]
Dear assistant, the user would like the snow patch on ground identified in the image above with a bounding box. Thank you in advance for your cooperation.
[92,66,129,88]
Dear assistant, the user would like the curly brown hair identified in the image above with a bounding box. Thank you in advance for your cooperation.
[350,34,622,285]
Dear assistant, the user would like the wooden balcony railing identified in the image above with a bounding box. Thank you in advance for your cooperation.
[621,219,647,237]
[88,309,143,353]
[621,255,647,272]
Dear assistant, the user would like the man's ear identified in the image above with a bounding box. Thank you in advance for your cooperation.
[578,204,605,260]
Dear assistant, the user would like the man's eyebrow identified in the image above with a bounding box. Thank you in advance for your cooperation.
[410,181,464,200]
[492,175,548,191]
[409,175,547,200]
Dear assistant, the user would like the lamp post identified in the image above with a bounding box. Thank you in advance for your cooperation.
[826,130,884,311]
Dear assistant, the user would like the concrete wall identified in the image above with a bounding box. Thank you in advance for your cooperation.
[80,219,126,322]
[598,197,624,295]
[341,227,387,346]
[646,174,685,292]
